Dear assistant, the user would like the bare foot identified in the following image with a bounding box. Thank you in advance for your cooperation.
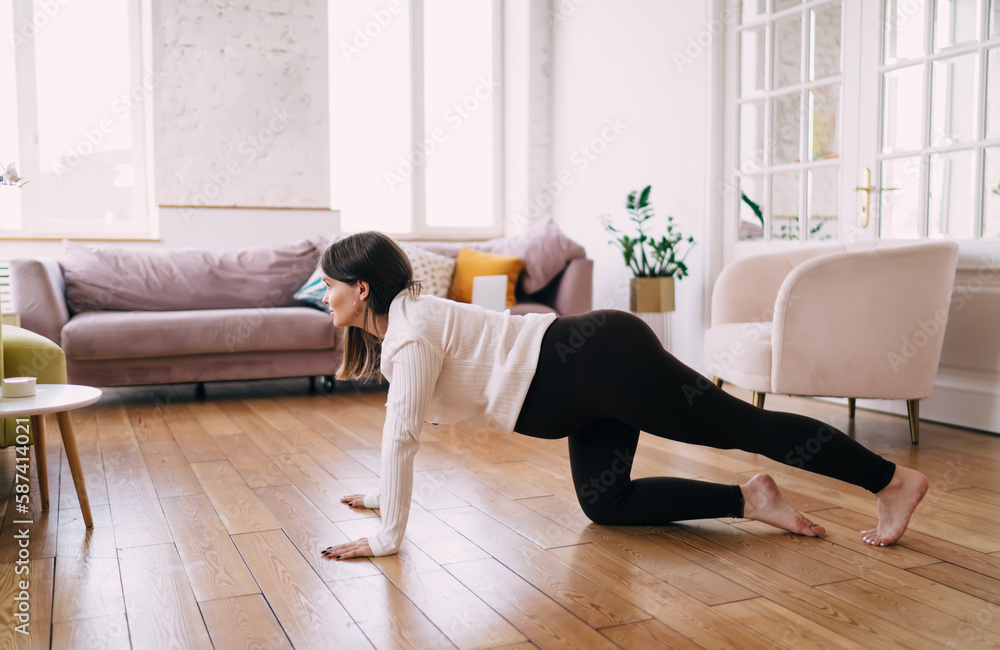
[740,474,826,537]
[860,466,928,546]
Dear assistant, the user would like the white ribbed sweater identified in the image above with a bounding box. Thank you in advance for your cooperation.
[361,291,557,555]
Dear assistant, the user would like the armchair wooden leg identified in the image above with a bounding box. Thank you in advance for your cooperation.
[30,414,49,512]
[848,398,856,419]
[752,392,766,409]
[906,399,920,445]
[712,376,723,388]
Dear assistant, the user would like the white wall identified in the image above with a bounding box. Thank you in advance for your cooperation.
[549,0,716,368]
[1,0,335,263]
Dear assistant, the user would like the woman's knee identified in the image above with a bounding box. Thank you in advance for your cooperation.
[574,474,631,525]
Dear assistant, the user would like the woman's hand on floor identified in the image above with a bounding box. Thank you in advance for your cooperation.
[340,493,368,508]
[322,494,375,559]
[322,538,373,560]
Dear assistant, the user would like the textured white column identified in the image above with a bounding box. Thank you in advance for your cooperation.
[153,0,330,208]
[635,311,671,352]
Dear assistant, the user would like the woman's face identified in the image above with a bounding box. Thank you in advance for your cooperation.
[322,274,367,329]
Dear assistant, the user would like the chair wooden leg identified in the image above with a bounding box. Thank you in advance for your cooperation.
[752,392,766,409]
[848,398,856,419]
[30,414,49,512]
[906,399,920,445]
[713,376,723,388]
[56,411,93,528]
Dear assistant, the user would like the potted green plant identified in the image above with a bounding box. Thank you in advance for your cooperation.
[602,185,695,312]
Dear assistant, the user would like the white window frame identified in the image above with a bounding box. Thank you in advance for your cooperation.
[728,0,846,245]
[3,0,157,241]
[870,0,998,240]
[336,0,504,241]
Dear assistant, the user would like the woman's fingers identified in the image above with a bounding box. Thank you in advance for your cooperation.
[339,493,367,508]
[321,538,373,560]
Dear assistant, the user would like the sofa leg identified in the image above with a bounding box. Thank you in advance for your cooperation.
[713,376,723,388]
[323,375,336,393]
[195,383,206,400]
[907,399,920,445]
[848,398,856,419]
[308,376,317,394]
[752,392,765,409]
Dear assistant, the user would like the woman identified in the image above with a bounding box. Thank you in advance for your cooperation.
[319,232,928,560]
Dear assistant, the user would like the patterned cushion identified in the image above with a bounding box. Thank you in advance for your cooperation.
[294,235,340,310]
[294,268,327,309]
[397,242,456,298]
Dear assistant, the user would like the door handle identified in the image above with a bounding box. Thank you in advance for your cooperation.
[852,167,899,228]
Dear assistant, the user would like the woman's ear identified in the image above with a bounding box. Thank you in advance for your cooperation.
[356,280,370,301]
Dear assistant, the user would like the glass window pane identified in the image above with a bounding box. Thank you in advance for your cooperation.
[35,0,135,226]
[992,0,1000,36]
[808,166,839,240]
[986,47,1000,139]
[771,171,801,240]
[739,175,766,240]
[330,0,411,234]
[882,65,925,153]
[811,3,842,81]
[772,93,802,164]
[0,2,22,231]
[424,0,493,229]
[810,84,840,160]
[885,0,927,63]
[934,0,980,51]
[739,101,766,170]
[929,150,976,238]
[879,156,923,238]
[741,0,765,23]
[774,0,802,11]
[983,147,1000,236]
[931,54,978,147]
[773,14,802,89]
[740,26,766,95]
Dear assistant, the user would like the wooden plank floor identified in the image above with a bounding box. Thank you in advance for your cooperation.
[1,378,999,649]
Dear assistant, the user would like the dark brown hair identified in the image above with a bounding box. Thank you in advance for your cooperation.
[321,232,421,379]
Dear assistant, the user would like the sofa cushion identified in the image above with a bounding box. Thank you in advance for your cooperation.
[408,220,586,295]
[61,307,337,361]
[294,268,328,310]
[483,220,586,293]
[396,242,455,298]
[448,248,524,307]
[61,237,326,313]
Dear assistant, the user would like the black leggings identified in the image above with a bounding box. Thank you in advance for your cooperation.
[513,310,896,525]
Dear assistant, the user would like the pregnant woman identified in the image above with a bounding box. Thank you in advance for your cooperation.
[317,232,927,560]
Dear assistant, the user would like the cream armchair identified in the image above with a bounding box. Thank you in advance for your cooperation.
[704,240,959,443]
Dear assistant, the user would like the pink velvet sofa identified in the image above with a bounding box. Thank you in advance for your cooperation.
[12,237,339,388]
[11,228,592,389]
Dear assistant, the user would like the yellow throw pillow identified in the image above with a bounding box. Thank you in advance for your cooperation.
[448,247,525,307]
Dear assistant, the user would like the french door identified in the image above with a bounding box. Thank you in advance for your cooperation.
[725,0,1000,255]
[723,0,1000,432]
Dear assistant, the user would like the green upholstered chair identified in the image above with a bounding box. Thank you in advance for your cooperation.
[0,315,67,513]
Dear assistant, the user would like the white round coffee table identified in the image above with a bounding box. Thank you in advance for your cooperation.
[0,384,102,528]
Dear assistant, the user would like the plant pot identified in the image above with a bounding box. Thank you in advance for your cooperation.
[630,277,675,313]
